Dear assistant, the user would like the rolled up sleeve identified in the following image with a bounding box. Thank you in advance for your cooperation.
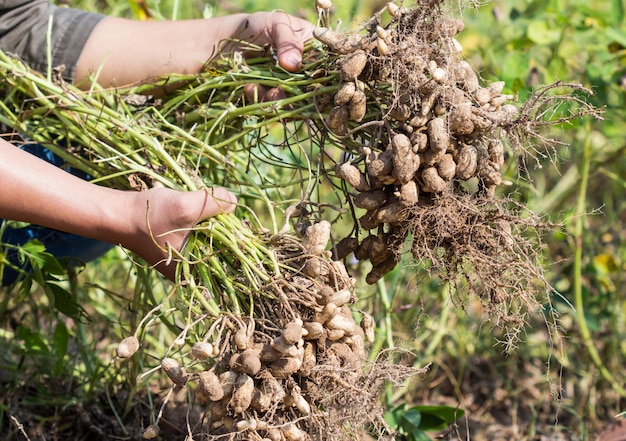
[0,0,105,82]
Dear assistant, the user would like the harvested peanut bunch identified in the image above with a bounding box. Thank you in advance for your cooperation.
[149,223,415,440]
[315,2,527,282]
[312,0,596,344]
[313,3,533,289]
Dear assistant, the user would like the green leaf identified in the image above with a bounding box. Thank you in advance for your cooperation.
[46,283,90,323]
[20,239,47,256]
[610,0,625,26]
[527,20,562,45]
[15,325,50,356]
[16,274,33,301]
[384,404,404,428]
[413,405,465,431]
[416,413,447,431]
[20,239,66,276]
[52,321,69,376]
[410,429,433,441]
[400,408,422,431]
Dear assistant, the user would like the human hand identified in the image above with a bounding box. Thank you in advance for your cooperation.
[128,186,237,281]
[236,11,314,72]
[0,138,238,282]
[75,10,314,88]
[236,12,313,103]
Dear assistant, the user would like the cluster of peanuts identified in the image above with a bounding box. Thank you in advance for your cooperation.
[113,3,527,438]
[315,2,517,283]
[119,221,373,440]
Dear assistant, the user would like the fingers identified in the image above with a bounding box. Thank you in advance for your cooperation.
[200,187,237,218]
[244,83,267,102]
[264,12,314,72]
[243,83,287,103]
[274,36,306,71]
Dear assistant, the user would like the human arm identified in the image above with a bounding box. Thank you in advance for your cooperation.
[0,5,312,280]
[0,138,236,280]
[0,2,313,86]
[74,11,314,88]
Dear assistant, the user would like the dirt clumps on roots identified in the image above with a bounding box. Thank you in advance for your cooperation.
[128,228,420,441]
[314,0,598,343]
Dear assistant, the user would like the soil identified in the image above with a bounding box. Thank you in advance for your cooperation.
[1,366,613,441]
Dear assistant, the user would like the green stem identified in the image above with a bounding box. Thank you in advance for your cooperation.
[206,219,274,284]
[573,121,626,396]
[424,283,451,356]
[206,253,241,315]
[377,279,394,349]
[178,260,221,317]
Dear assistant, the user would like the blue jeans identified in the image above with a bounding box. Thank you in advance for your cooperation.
[1,144,114,285]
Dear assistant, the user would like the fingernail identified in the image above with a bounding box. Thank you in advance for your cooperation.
[290,57,302,70]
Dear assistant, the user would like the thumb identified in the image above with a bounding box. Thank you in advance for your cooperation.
[198,187,237,218]
[270,15,314,71]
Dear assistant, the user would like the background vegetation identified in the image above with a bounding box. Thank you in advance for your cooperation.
[1,0,626,439]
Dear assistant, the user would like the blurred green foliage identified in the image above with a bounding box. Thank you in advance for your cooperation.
[385,403,465,440]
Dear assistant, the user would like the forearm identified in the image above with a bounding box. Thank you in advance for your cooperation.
[74,11,313,88]
[0,139,236,279]
[0,139,133,243]
[74,14,249,88]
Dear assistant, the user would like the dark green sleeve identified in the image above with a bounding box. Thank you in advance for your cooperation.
[0,0,105,82]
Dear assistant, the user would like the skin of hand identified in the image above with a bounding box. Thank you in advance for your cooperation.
[0,139,236,280]
[4,10,313,280]
[74,11,314,88]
